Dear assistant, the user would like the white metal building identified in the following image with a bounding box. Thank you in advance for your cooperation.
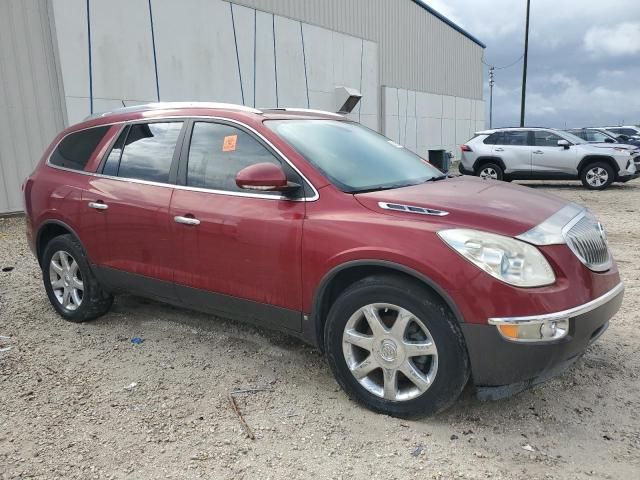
[0,0,485,214]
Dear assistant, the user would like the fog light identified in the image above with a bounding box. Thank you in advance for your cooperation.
[494,319,569,343]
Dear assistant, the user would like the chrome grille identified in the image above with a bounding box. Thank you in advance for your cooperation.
[563,213,611,272]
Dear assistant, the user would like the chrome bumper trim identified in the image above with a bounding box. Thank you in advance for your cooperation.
[488,282,624,325]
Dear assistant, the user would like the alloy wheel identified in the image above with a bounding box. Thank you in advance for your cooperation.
[49,250,84,311]
[586,167,609,187]
[342,303,438,402]
[479,167,498,180]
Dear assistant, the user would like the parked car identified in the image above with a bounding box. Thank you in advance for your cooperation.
[601,126,640,139]
[459,127,638,189]
[566,128,640,149]
[24,103,624,417]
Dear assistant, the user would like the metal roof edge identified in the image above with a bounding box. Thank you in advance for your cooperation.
[409,0,486,48]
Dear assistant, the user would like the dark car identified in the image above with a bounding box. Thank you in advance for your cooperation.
[23,102,624,417]
[568,128,640,148]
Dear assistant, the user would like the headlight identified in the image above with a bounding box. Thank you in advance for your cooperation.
[438,229,556,287]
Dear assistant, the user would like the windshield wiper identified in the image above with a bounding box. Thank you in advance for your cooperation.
[423,175,448,182]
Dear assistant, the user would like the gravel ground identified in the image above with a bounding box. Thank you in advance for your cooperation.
[1,180,639,479]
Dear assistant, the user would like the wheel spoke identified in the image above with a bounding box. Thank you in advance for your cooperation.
[50,260,63,275]
[350,355,378,380]
[403,340,437,358]
[71,277,84,290]
[390,308,413,339]
[362,305,387,337]
[51,278,65,289]
[343,329,374,351]
[71,288,82,307]
[60,253,70,271]
[62,288,71,308]
[383,368,398,400]
[400,360,431,392]
[69,260,79,276]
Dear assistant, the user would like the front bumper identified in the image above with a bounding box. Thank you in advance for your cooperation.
[461,283,624,400]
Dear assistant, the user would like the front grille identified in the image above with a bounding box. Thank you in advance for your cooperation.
[563,214,611,272]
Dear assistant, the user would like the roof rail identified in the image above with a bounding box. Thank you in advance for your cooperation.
[84,102,263,121]
[262,107,344,118]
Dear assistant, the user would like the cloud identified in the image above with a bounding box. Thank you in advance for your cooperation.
[584,22,640,57]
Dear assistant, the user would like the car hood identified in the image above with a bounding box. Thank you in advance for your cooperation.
[582,143,634,152]
[354,176,570,237]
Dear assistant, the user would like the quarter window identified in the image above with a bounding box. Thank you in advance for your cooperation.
[186,122,281,192]
[105,122,183,183]
[483,132,503,145]
[534,131,563,147]
[49,126,110,171]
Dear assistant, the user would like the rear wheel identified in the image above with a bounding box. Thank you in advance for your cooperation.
[42,234,113,322]
[325,275,469,418]
[476,162,503,181]
[581,162,614,190]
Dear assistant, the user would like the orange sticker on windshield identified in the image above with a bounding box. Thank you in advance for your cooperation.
[222,135,237,152]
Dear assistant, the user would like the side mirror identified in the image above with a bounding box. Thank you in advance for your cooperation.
[617,135,630,141]
[235,162,299,193]
[604,138,615,143]
[557,139,570,149]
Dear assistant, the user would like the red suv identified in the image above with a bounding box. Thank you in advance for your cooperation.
[23,103,624,417]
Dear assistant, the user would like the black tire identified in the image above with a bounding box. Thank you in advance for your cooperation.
[42,234,113,322]
[580,161,614,190]
[324,275,469,418]
[476,162,504,181]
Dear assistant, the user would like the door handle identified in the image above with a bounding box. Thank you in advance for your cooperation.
[494,148,504,152]
[174,215,200,226]
[88,201,108,210]
[533,150,544,154]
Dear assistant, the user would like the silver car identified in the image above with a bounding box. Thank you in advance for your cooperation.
[459,128,638,190]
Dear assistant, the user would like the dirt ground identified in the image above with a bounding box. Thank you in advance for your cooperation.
[0,180,638,479]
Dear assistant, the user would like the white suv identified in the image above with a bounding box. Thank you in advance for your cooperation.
[459,128,638,190]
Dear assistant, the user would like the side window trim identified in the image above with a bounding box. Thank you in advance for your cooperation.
[97,119,187,185]
[176,118,308,198]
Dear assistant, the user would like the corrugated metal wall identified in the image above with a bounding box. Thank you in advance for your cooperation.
[0,0,65,214]
[230,0,484,100]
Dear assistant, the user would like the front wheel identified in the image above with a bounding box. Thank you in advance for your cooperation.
[581,162,614,190]
[324,275,469,418]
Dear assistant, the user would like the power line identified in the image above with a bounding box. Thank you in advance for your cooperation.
[481,52,524,70]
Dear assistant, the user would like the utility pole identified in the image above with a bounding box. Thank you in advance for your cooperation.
[489,66,495,128]
[520,0,531,127]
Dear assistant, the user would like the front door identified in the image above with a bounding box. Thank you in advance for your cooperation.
[530,130,578,176]
[169,120,306,332]
[84,121,185,301]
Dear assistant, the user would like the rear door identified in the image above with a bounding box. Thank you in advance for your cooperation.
[493,130,532,175]
[83,120,186,301]
[530,130,578,176]
[169,120,306,331]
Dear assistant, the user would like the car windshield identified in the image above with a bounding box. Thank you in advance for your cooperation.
[559,131,587,144]
[266,120,444,193]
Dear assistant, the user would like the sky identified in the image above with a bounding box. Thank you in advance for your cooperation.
[424,0,640,129]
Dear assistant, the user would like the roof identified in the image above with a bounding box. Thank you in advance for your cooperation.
[410,1,485,48]
[83,102,345,122]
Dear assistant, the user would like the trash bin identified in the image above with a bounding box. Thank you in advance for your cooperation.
[428,149,451,173]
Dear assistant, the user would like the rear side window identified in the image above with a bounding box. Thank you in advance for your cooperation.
[483,132,503,144]
[49,126,110,171]
[103,122,183,183]
[186,122,281,192]
[502,131,529,146]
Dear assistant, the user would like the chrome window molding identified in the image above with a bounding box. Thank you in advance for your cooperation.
[378,202,449,216]
[489,282,624,325]
[46,115,320,202]
[516,203,584,245]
